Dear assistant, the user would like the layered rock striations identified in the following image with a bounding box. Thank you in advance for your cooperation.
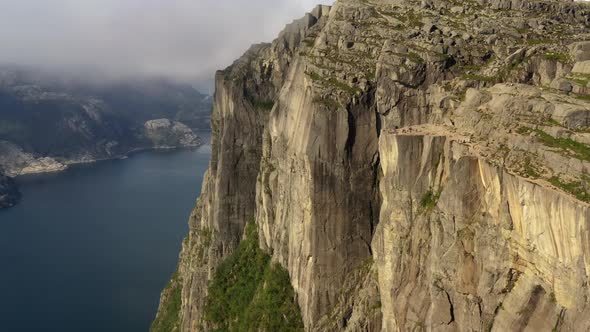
[155,0,590,330]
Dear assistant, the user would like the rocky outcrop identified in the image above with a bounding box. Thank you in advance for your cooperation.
[375,132,590,331]
[156,0,590,330]
[0,173,20,209]
[0,141,68,177]
[144,119,200,148]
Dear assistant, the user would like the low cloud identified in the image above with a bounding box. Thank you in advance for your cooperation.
[0,0,334,85]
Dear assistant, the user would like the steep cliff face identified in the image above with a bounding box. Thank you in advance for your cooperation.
[375,132,590,331]
[153,10,331,328]
[155,0,590,330]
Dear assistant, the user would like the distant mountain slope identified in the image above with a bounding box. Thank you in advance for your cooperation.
[0,86,138,160]
[65,79,213,131]
[0,68,211,170]
[0,67,212,208]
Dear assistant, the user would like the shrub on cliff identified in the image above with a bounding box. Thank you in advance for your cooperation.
[150,271,182,332]
[204,221,303,332]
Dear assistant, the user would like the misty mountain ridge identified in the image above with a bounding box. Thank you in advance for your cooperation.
[0,65,213,208]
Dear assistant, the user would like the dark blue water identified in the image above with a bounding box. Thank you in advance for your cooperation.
[0,140,211,332]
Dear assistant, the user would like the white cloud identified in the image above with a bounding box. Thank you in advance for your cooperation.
[0,0,334,83]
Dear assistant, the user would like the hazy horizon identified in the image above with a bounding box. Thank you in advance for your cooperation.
[0,0,334,91]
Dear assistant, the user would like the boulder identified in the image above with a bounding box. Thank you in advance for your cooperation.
[144,119,200,148]
[572,60,590,75]
[570,41,590,62]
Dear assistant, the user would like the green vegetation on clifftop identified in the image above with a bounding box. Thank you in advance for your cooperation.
[204,221,304,332]
[517,127,590,162]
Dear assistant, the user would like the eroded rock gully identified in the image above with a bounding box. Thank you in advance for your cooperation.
[153,0,590,330]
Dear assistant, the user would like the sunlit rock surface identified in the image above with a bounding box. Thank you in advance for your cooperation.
[154,0,590,330]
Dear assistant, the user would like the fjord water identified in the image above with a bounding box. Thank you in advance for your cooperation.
[0,139,211,332]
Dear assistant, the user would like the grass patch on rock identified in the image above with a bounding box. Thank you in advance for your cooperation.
[461,73,499,83]
[517,127,590,162]
[566,73,590,87]
[305,71,362,95]
[549,176,590,203]
[313,96,340,110]
[543,52,571,64]
[203,221,304,332]
[420,189,441,211]
[249,98,275,111]
[254,100,275,111]
[150,272,183,332]
[535,130,590,162]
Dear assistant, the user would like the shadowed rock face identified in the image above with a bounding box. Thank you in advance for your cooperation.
[155,0,590,330]
[0,173,20,209]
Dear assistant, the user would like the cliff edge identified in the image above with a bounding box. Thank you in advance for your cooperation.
[154,0,590,330]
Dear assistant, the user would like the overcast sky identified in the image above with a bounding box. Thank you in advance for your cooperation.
[0,0,334,88]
